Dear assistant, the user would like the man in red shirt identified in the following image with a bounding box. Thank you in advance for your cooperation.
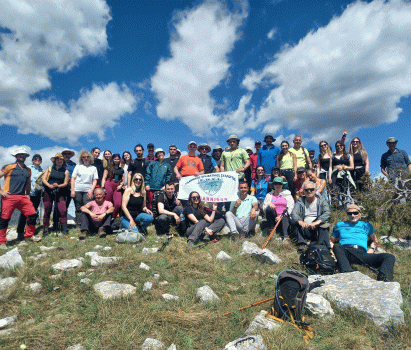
[250,141,261,180]
[0,148,41,245]
[174,141,204,179]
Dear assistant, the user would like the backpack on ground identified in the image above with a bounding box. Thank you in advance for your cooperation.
[150,190,165,218]
[270,269,310,324]
[300,244,336,275]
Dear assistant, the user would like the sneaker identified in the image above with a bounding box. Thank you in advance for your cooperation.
[79,230,88,240]
[187,240,196,248]
[98,227,106,238]
[43,228,49,237]
[202,230,211,242]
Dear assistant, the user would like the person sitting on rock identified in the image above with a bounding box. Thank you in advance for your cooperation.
[290,181,331,250]
[80,188,114,239]
[152,182,184,236]
[330,204,395,282]
[225,181,259,237]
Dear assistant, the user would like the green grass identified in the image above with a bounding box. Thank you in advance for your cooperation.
[0,219,410,350]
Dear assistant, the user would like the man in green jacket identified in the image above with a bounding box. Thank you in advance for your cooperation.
[290,181,331,250]
[145,148,172,209]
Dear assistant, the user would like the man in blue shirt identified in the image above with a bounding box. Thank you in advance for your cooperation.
[197,143,219,174]
[331,204,395,282]
[380,137,411,184]
[257,133,281,177]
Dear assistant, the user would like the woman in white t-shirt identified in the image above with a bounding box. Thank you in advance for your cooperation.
[71,150,98,227]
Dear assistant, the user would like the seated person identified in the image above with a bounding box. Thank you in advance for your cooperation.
[294,167,308,200]
[152,182,184,235]
[185,191,226,247]
[262,177,294,241]
[80,188,114,239]
[290,181,331,249]
[331,204,395,282]
[226,181,258,237]
[121,173,154,235]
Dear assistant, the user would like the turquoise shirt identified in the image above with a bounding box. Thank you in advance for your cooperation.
[230,194,257,218]
[332,220,374,251]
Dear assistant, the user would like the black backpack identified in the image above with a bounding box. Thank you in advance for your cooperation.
[271,269,310,324]
[300,244,335,275]
[151,190,164,218]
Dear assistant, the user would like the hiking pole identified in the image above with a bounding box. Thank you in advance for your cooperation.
[223,296,277,316]
[158,234,174,252]
[261,214,283,249]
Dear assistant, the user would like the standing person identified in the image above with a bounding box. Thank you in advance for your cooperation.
[257,133,281,177]
[145,143,157,162]
[294,168,308,200]
[277,141,297,197]
[80,188,113,239]
[225,181,259,237]
[16,154,43,242]
[348,137,370,191]
[263,177,294,241]
[91,147,104,187]
[102,150,112,169]
[121,151,132,187]
[330,141,354,206]
[317,141,333,184]
[245,147,253,187]
[380,137,410,184]
[331,204,395,282]
[174,141,204,180]
[290,181,331,250]
[101,154,124,220]
[220,135,250,180]
[211,145,223,169]
[145,148,172,208]
[289,135,312,171]
[185,191,225,246]
[62,149,76,210]
[198,143,219,174]
[152,182,184,236]
[71,150,98,228]
[250,141,262,180]
[164,144,180,184]
[42,153,70,235]
[308,149,318,173]
[250,165,269,211]
[127,144,150,187]
[0,148,41,245]
[121,173,154,235]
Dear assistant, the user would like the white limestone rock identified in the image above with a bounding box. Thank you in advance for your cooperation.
[159,281,168,286]
[223,335,266,350]
[0,248,24,269]
[77,272,86,277]
[196,285,220,303]
[39,246,56,251]
[50,274,62,280]
[93,281,136,300]
[80,278,91,285]
[103,246,112,251]
[94,245,104,250]
[154,274,160,279]
[141,338,165,350]
[0,315,16,330]
[52,259,82,272]
[143,281,153,292]
[305,293,334,318]
[140,262,150,271]
[216,251,232,261]
[244,310,280,335]
[66,344,86,350]
[167,344,177,350]
[27,282,42,294]
[142,247,159,254]
[241,241,281,264]
[162,294,180,301]
[0,277,18,296]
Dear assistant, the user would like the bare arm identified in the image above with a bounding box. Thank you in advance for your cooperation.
[174,165,182,180]
[220,160,225,173]
[101,169,108,188]
[58,170,70,188]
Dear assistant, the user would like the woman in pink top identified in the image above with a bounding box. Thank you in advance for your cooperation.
[262,177,294,242]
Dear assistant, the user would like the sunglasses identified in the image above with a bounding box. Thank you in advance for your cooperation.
[199,148,207,151]
[347,211,360,215]
[82,156,90,159]
[351,141,360,143]
[191,196,200,200]
[304,188,315,192]
[336,145,344,148]
[320,144,327,147]
[134,178,142,182]
[33,158,42,161]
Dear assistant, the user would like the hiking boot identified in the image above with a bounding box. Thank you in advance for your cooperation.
[377,274,392,282]
[79,230,88,240]
[98,227,106,238]
[43,228,49,237]
[187,240,196,248]
[6,238,23,247]
[202,230,211,242]
[27,235,42,243]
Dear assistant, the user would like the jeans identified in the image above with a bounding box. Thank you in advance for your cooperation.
[225,211,258,235]
[80,213,111,233]
[153,206,184,235]
[186,218,226,242]
[74,191,93,227]
[290,224,330,248]
[120,213,154,232]
[265,207,290,237]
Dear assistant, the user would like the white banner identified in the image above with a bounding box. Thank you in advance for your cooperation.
[178,171,239,202]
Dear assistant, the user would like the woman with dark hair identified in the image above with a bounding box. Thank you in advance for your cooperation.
[306,169,326,195]
[184,191,225,247]
[317,141,333,184]
[121,173,153,235]
[121,151,132,187]
[250,165,269,211]
[348,137,369,191]
[277,141,297,197]
[103,150,112,169]
[331,141,354,206]
[42,153,70,235]
[102,154,124,219]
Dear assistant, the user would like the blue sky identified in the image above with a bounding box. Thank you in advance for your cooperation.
[1,0,410,175]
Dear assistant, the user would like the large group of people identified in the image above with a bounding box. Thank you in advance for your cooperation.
[0,133,409,282]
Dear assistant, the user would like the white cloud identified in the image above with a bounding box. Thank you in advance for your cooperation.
[0,0,138,143]
[238,0,411,141]
[267,28,277,40]
[151,0,247,136]
[144,101,152,115]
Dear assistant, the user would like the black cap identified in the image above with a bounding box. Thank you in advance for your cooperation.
[32,154,42,161]
[297,167,306,173]
[255,140,262,145]
[147,143,154,148]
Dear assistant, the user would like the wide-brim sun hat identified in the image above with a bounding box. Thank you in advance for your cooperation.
[264,133,276,142]
[386,137,397,143]
[188,140,197,146]
[62,149,75,157]
[213,145,223,151]
[272,176,287,185]
[11,147,30,157]
[227,134,240,143]
[51,152,64,163]
[155,148,165,157]
[197,143,211,153]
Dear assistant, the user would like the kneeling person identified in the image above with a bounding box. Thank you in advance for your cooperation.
[226,181,258,237]
[331,204,395,282]
[80,188,113,239]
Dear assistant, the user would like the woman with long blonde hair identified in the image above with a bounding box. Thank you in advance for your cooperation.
[317,141,333,184]
[348,137,369,191]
